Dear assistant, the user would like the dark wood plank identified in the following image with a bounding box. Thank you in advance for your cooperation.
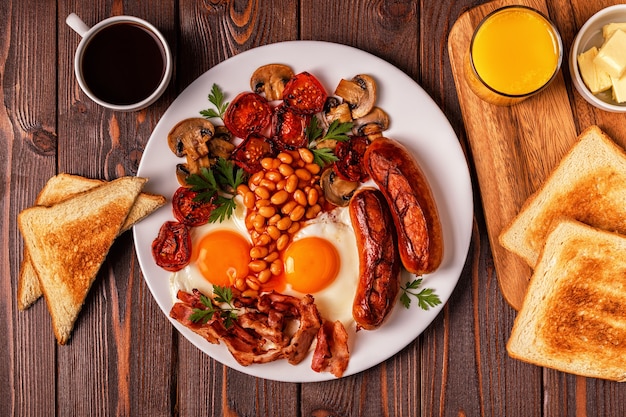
[3,0,59,416]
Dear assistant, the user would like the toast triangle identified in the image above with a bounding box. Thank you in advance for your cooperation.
[499,125,626,267]
[18,176,146,344]
[17,173,165,310]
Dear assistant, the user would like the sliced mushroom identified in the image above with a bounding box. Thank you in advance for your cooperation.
[323,96,353,125]
[320,168,359,207]
[207,126,236,159]
[250,64,295,101]
[207,138,235,160]
[175,163,191,186]
[333,74,377,119]
[352,107,390,140]
[175,155,213,186]
[213,125,233,142]
[167,118,215,160]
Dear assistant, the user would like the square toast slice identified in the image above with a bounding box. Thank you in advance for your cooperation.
[507,219,626,381]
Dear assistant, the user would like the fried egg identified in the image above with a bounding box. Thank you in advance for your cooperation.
[170,196,360,328]
[281,207,359,327]
[170,196,250,299]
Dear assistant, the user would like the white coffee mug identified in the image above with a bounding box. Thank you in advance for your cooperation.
[66,13,172,112]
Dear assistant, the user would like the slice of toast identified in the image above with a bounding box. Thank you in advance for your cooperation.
[18,173,166,310]
[18,176,146,344]
[507,219,626,381]
[499,125,626,267]
[32,173,166,233]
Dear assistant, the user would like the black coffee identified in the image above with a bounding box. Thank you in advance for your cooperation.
[81,22,166,105]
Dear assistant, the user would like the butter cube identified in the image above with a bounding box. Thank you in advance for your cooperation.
[603,23,626,40]
[578,46,612,94]
[594,29,626,78]
[611,74,626,103]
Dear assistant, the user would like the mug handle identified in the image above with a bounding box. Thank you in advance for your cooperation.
[66,13,90,38]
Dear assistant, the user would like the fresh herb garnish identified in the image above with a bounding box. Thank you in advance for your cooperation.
[185,166,219,202]
[305,116,325,143]
[305,117,353,166]
[323,119,353,141]
[200,84,229,121]
[185,158,245,223]
[189,286,239,328]
[210,195,238,223]
[214,157,245,191]
[400,278,442,310]
[310,147,339,167]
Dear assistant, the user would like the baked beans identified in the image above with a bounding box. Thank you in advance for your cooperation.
[236,148,326,294]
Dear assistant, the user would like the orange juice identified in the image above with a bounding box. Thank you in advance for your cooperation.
[466,6,562,105]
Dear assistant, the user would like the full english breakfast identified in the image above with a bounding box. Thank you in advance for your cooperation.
[151,64,443,377]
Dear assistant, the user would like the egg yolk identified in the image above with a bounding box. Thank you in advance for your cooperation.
[194,230,250,287]
[283,237,340,293]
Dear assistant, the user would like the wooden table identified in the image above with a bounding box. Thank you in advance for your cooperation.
[3,1,626,416]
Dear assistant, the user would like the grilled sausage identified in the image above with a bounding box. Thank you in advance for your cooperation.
[364,137,443,275]
[350,188,401,330]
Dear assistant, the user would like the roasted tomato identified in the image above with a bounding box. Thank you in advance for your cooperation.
[272,104,309,149]
[172,186,215,227]
[282,72,327,115]
[231,133,278,173]
[224,92,272,138]
[152,221,192,272]
[333,136,370,182]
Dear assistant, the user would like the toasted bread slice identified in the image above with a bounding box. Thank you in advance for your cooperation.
[18,176,146,344]
[507,219,626,381]
[32,173,166,232]
[18,173,165,310]
[499,125,626,267]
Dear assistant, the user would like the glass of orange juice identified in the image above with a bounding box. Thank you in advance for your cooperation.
[465,5,563,106]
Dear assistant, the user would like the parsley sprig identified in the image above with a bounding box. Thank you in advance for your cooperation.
[305,117,353,166]
[185,167,218,202]
[200,84,229,121]
[189,286,239,328]
[400,278,442,310]
[185,158,245,223]
[323,119,354,141]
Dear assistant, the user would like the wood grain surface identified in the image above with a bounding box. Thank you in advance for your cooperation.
[449,0,626,310]
[2,0,626,416]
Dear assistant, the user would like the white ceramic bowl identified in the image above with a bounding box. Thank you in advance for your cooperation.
[570,4,626,112]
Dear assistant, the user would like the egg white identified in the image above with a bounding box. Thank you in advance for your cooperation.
[169,195,249,302]
[282,206,359,328]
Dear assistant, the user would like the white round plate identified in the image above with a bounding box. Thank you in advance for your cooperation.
[134,40,473,382]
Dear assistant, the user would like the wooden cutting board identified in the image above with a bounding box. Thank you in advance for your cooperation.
[448,0,626,310]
